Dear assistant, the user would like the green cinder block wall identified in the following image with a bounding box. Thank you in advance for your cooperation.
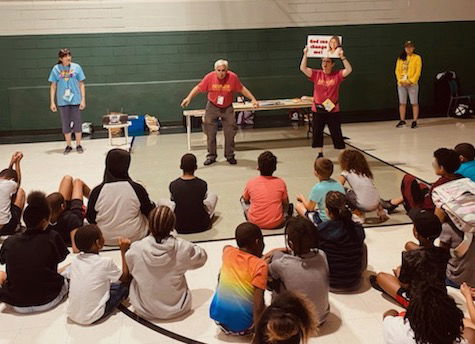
[0,21,474,132]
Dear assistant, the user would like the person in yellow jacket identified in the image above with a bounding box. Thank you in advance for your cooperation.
[395,41,422,128]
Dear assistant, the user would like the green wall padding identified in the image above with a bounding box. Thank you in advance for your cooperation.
[1,21,474,131]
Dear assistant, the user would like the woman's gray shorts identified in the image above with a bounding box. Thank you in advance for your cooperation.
[58,105,82,133]
[397,84,419,105]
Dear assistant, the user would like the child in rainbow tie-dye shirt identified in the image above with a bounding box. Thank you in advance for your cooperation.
[209,222,267,335]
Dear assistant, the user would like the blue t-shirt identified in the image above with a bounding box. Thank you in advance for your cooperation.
[309,179,345,221]
[456,160,475,182]
[48,62,85,106]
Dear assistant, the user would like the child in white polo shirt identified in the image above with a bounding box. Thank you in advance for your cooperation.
[67,225,130,325]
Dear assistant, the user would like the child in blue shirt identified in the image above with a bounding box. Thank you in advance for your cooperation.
[296,157,344,222]
[454,143,475,182]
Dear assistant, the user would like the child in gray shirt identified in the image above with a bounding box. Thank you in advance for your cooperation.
[266,216,330,325]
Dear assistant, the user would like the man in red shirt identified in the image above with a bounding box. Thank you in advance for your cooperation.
[181,60,258,165]
[300,46,353,158]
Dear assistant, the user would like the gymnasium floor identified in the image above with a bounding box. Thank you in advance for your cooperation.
[0,117,474,343]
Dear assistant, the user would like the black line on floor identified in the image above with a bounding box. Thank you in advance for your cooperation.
[118,304,206,344]
[99,219,412,251]
[340,135,431,185]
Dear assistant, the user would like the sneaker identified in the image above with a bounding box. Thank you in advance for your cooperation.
[63,146,73,155]
[76,145,84,153]
[396,120,406,128]
[380,199,399,214]
[411,121,417,128]
[317,152,324,159]
[352,213,365,224]
[227,157,237,165]
[204,158,216,166]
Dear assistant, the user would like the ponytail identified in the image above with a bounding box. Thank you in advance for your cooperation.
[325,191,354,228]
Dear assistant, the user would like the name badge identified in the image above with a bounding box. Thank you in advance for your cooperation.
[63,88,74,102]
[217,96,224,106]
[322,98,336,112]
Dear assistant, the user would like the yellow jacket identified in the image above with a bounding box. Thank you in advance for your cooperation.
[395,53,422,85]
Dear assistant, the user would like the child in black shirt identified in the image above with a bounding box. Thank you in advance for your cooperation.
[371,208,445,307]
[0,191,69,312]
[47,175,90,251]
[160,154,218,233]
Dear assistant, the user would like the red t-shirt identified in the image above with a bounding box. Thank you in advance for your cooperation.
[243,176,288,229]
[309,69,344,112]
[197,71,243,108]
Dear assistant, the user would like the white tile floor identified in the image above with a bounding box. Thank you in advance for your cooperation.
[0,118,473,343]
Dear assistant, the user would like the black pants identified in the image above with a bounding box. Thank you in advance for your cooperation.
[312,111,345,149]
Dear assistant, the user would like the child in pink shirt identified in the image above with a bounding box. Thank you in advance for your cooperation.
[241,151,291,229]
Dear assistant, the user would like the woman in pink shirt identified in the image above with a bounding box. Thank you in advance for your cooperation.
[300,46,353,159]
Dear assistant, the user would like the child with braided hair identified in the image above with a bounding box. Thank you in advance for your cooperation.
[383,248,471,343]
[384,281,468,344]
[265,216,330,325]
[125,206,207,320]
[252,291,317,344]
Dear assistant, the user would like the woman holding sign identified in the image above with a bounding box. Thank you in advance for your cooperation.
[300,46,352,158]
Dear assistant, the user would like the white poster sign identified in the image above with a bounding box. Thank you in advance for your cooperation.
[307,35,343,58]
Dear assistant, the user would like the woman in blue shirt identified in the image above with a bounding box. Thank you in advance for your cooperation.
[48,49,86,154]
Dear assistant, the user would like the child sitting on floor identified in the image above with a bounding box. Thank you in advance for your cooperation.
[159,153,218,234]
[47,175,90,251]
[0,152,25,236]
[382,248,469,344]
[438,215,475,289]
[242,151,292,229]
[296,157,345,222]
[338,149,388,222]
[454,142,475,182]
[126,206,207,320]
[252,291,318,344]
[266,216,330,326]
[210,222,267,335]
[0,191,69,313]
[384,148,462,213]
[311,191,367,292]
[67,225,131,325]
[371,209,444,308]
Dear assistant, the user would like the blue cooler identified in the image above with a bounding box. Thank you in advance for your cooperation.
[128,115,145,135]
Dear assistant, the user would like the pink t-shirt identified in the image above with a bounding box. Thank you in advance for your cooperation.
[243,176,288,229]
[197,71,243,108]
[309,69,344,112]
